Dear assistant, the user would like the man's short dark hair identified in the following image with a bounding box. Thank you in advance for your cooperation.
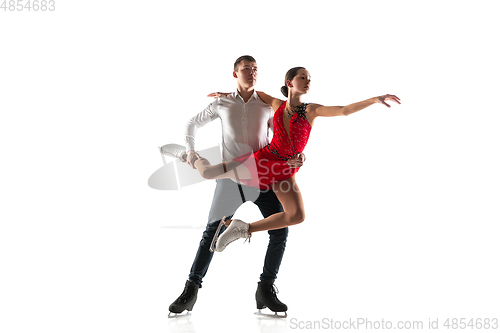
[234,55,256,71]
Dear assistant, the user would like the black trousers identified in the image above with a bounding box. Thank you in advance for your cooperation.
[188,179,288,287]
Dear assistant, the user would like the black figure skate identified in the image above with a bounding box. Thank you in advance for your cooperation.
[255,279,288,318]
[168,280,199,318]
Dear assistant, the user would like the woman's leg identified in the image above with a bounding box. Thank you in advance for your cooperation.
[193,158,252,180]
[224,175,305,233]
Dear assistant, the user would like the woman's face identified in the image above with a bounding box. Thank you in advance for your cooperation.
[288,69,311,94]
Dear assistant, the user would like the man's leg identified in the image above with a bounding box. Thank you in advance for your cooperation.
[253,188,287,281]
[187,219,228,287]
[169,179,258,314]
[252,187,289,314]
[188,179,259,286]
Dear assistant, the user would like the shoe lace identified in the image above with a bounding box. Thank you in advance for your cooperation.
[264,283,282,304]
[271,284,279,299]
[271,285,286,305]
[241,229,251,244]
[223,226,251,248]
[175,284,194,304]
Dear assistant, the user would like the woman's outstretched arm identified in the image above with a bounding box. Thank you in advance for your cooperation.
[309,94,401,118]
[206,91,284,111]
[256,91,284,111]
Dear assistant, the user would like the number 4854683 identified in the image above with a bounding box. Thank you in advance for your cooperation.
[443,318,498,330]
[1,0,56,11]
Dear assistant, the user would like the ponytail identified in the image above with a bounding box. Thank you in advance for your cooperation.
[281,66,306,98]
[280,85,288,97]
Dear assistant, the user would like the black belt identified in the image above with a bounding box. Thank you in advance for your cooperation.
[223,161,246,203]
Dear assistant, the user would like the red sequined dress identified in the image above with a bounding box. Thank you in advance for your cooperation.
[233,101,312,189]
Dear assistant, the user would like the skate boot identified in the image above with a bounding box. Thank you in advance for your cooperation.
[214,218,251,252]
[160,144,187,162]
[168,280,199,317]
[255,279,287,318]
[209,217,227,253]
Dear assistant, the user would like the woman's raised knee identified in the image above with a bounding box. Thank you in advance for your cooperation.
[199,168,213,180]
[290,210,305,225]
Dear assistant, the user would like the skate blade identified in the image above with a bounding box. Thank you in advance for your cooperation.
[209,217,226,252]
[254,309,287,318]
[168,310,192,318]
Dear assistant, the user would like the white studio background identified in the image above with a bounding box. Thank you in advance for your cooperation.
[1,1,499,332]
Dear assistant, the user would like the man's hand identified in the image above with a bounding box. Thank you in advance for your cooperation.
[287,153,306,168]
[187,150,201,169]
[207,92,231,100]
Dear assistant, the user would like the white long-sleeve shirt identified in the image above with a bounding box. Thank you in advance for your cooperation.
[185,91,274,162]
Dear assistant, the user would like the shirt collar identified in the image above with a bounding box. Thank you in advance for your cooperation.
[234,90,258,102]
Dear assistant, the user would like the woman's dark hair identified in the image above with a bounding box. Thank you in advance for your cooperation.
[234,55,256,71]
[280,67,306,97]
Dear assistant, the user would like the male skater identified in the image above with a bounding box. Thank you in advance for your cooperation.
[163,56,305,316]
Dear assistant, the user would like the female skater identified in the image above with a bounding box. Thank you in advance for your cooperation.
[162,67,400,252]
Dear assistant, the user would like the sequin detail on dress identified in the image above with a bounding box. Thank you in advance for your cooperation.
[287,103,308,120]
[233,101,312,189]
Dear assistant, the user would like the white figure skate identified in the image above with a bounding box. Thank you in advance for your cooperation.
[159,144,187,162]
[210,217,251,252]
[209,217,226,253]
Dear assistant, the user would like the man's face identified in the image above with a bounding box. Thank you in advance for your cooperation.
[233,60,258,89]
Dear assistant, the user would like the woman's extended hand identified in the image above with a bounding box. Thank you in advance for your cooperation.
[207,92,231,99]
[375,94,401,107]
